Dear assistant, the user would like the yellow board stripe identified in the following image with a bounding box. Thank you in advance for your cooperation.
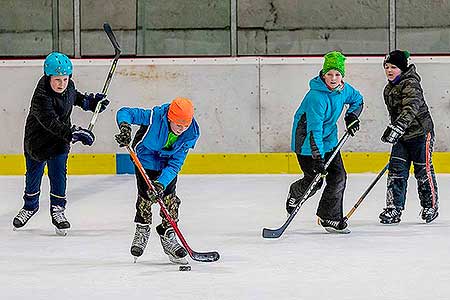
[1,152,449,175]
[0,154,116,175]
[67,154,116,175]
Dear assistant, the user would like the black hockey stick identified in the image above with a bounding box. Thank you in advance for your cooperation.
[126,145,220,263]
[88,22,121,131]
[262,132,350,239]
[343,162,389,221]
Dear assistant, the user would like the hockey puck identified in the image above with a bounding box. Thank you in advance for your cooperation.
[179,265,191,271]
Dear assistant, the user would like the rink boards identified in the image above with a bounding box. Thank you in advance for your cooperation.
[1,152,449,175]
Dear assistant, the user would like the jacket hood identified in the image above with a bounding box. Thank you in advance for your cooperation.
[399,64,421,83]
[309,75,335,93]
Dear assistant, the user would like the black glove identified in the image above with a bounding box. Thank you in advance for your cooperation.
[146,181,164,203]
[83,93,110,113]
[114,122,132,147]
[312,157,327,176]
[381,123,405,144]
[71,126,95,146]
[344,113,360,136]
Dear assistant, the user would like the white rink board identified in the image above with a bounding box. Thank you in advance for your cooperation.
[1,57,449,154]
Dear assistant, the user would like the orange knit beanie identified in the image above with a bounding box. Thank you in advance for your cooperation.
[167,97,194,126]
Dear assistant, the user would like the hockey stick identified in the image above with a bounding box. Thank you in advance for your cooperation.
[88,22,121,131]
[262,132,351,239]
[126,145,220,263]
[343,162,389,221]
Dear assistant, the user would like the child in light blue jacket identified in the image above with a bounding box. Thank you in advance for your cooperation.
[287,51,364,234]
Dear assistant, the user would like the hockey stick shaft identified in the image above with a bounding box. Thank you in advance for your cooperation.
[344,162,389,221]
[262,132,351,238]
[126,145,220,262]
[88,23,121,131]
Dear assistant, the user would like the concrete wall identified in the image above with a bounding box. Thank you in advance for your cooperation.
[1,0,449,56]
[1,56,449,155]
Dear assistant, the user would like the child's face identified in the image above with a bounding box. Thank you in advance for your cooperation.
[169,121,190,136]
[49,75,69,93]
[384,63,401,81]
[323,70,343,89]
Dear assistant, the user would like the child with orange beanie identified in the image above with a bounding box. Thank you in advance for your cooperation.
[115,97,199,264]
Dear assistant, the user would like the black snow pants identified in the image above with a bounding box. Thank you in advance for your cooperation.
[288,150,347,221]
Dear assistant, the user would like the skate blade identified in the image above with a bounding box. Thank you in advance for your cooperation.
[168,255,188,265]
[379,219,401,225]
[323,227,351,234]
[55,228,68,236]
[133,256,138,263]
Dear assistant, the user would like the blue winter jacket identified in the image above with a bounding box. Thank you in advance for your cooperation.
[116,104,200,188]
[291,76,363,158]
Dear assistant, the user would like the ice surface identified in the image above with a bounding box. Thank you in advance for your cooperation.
[1,174,449,300]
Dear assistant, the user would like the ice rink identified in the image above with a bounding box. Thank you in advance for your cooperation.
[1,174,449,300]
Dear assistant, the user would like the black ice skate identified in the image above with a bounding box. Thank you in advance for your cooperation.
[156,224,188,265]
[13,208,38,229]
[130,223,150,262]
[286,194,299,215]
[51,205,70,236]
[379,207,402,224]
[421,207,439,223]
[318,218,351,234]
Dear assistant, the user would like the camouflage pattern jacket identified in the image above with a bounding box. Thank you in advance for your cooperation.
[383,64,434,141]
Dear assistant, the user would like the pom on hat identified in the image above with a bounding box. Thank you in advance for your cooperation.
[167,97,194,127]
[322,51,346,77]
[384,50,410,72]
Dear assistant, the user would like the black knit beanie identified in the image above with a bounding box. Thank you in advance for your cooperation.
[384,50,410,72]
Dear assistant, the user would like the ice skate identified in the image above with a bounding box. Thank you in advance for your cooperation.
[51,205,70,236]
[379,207,402,224]
[130,223,151,262]
[318,217,351,234]
[285,194,298,215]
[13,208,38,229]
[157,224,188,265]
[421,207,438,223]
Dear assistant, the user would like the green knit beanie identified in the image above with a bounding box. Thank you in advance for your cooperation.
[322,51,346,77]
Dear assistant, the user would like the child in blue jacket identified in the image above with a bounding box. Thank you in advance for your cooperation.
[287,51,363,234]
[115,97,199,264]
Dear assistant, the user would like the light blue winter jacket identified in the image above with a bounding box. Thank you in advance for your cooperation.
[291,76,363,158]
[116,104,200,188]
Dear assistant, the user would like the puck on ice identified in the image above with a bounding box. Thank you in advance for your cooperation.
[179,265,191,271]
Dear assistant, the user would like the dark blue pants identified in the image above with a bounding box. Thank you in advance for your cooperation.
[387,133,438,210]
[23,152,68,210]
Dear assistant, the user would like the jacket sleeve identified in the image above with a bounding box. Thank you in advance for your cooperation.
[157,146,190,188]
[305,93,326,159]
[395,80,423,127]
[116,107,153,127]
[30,93,72,142]
[345,84,364,117]
[73,89,87,109]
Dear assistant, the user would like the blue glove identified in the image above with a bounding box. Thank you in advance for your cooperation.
[71,126,95,146]
[83,93,110,113]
